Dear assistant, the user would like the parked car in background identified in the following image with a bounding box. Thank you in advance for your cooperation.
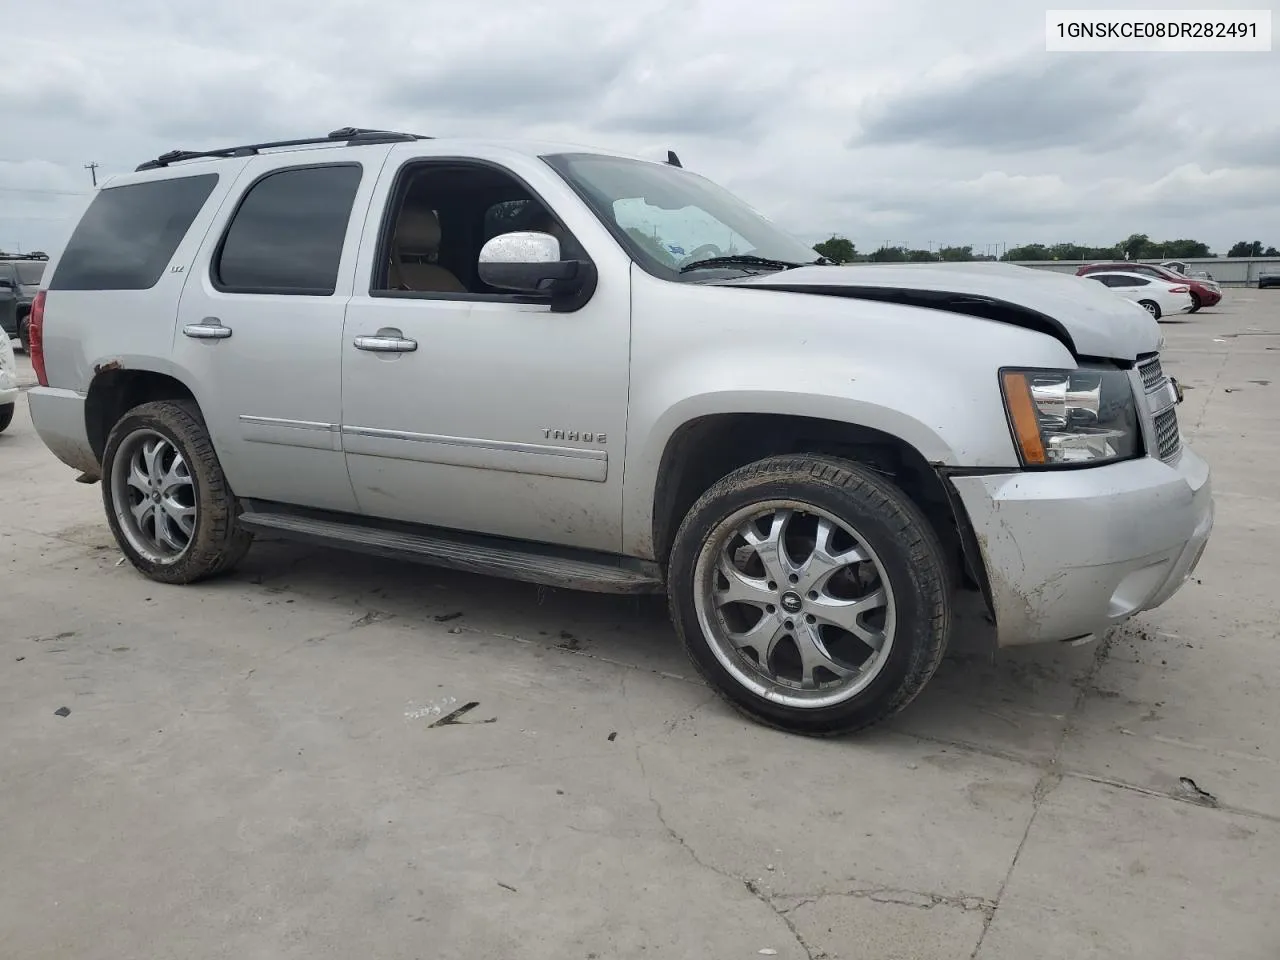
[0,254,49,352]
[0,330,17,433]
[1083,270,1195,320]
[1159,260,1217,281]
[1077,261,1220,312]
[1258,268,1280,289]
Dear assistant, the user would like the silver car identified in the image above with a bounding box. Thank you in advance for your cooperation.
[24,128,1213,735]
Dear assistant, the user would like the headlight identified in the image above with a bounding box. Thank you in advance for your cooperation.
[1000,366,1140,466]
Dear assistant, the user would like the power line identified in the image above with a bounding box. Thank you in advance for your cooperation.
[0,185,88,197]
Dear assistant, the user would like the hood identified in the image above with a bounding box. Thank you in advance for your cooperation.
[720,262,1161,361]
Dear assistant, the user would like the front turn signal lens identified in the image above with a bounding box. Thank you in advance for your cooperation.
[1001,371,1047,465]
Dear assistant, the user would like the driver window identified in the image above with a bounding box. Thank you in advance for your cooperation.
[375,163,579,298]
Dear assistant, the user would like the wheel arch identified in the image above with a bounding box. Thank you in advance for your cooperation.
[85,360,201,465]
[643,410,976,588]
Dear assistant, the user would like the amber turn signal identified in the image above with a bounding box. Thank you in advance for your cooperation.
[1001,371,1047,465]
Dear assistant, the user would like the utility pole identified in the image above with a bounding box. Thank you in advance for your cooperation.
[84,162,99,187]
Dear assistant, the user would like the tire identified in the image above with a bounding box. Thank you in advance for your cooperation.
[101,399,252,584]
[0,403,13,434]
[18,318,30,354]
[1188,293,1201,313]
[667,454,951,736]
[1139,299,1161,320]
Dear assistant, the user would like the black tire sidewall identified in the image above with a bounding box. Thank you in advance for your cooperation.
[101,403,219,583]
[1189,293,1201,312]
[668,459,948,735]
[0,403,13,433]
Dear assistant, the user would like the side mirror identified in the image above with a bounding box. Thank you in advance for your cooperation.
[478,231,582,294]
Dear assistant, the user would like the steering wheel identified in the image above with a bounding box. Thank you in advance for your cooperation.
[682,243,723,264]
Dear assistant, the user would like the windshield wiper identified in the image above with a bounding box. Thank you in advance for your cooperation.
[678,254,807,274]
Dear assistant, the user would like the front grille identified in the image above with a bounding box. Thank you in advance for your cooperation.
[1137,355,1164,390]
[1154,407,1181,461]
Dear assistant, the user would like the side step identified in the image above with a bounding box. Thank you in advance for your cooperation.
[238,510,665,595]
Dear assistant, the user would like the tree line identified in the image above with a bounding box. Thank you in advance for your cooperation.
[812,234,1280,265]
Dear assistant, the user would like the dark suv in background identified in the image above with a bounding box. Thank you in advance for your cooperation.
[1,253,49,352]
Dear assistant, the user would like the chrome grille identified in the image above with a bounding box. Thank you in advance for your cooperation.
[1154,407,1181,461]
[1137,355,1164,390]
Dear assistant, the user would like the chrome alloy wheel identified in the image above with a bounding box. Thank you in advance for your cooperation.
[109,429,197,563]
[692,501,896,709]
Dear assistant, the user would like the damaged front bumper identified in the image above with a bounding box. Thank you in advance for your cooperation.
[950,447,1213,647]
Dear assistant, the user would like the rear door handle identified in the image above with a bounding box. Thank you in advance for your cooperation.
[354,328,418,353]
[183,318,232,340]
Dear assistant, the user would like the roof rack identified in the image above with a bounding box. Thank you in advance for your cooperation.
[135,127,431,172]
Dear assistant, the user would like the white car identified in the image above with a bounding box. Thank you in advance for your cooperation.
[1083,271,1195,320]
[0,332,17,433]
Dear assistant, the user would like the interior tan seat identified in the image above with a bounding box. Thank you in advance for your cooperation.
[389,207,466,293]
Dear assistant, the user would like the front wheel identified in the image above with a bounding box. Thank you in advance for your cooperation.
[101,399,252,584]
[0,403,13,434]
[1139,299,1162,319]
[667,455,951,736]
[1188,293,1201,313]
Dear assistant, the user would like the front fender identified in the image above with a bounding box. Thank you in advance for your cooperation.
[621,381,971,559]
[620,270,1076,558]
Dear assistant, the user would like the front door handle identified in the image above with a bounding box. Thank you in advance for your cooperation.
[183,317,232,340]
[354,328,418,353]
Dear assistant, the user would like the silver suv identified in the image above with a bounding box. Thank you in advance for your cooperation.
[27,127,1213,735]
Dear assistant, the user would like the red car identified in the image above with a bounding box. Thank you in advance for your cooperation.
[1076,262,1221,312]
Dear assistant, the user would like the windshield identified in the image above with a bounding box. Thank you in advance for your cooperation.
[543,153,819,279]
[13,262,45,285]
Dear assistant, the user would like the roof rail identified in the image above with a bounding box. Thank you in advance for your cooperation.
[0,252,50,261]
[135,127,431,172]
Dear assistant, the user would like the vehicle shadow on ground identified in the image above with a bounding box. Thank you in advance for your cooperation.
[224,537,1104,761]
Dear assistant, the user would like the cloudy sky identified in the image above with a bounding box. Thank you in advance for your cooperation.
[2,0,1277,257]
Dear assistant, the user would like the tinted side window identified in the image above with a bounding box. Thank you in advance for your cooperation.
[49,174,218,291]
[214,164,362,296]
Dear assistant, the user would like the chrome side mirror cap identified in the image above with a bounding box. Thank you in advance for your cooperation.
[479,231,575,293]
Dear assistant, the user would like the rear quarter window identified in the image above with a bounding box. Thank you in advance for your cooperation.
[49,174,219,291]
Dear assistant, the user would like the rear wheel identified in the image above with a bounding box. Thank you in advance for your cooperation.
[0,403,13,434]
[667,455,951,736]
[1139,299,1161,319]
[1188,292,1201,313]
[101,399,252,584]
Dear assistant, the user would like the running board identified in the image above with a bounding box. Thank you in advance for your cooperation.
[238,510,665,595]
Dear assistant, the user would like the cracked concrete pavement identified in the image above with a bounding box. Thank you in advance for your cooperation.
[3,293,1279,959]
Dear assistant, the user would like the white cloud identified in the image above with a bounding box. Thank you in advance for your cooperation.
[2,0,1279,256]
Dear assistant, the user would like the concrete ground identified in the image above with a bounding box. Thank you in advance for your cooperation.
[3,295,1278,960]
